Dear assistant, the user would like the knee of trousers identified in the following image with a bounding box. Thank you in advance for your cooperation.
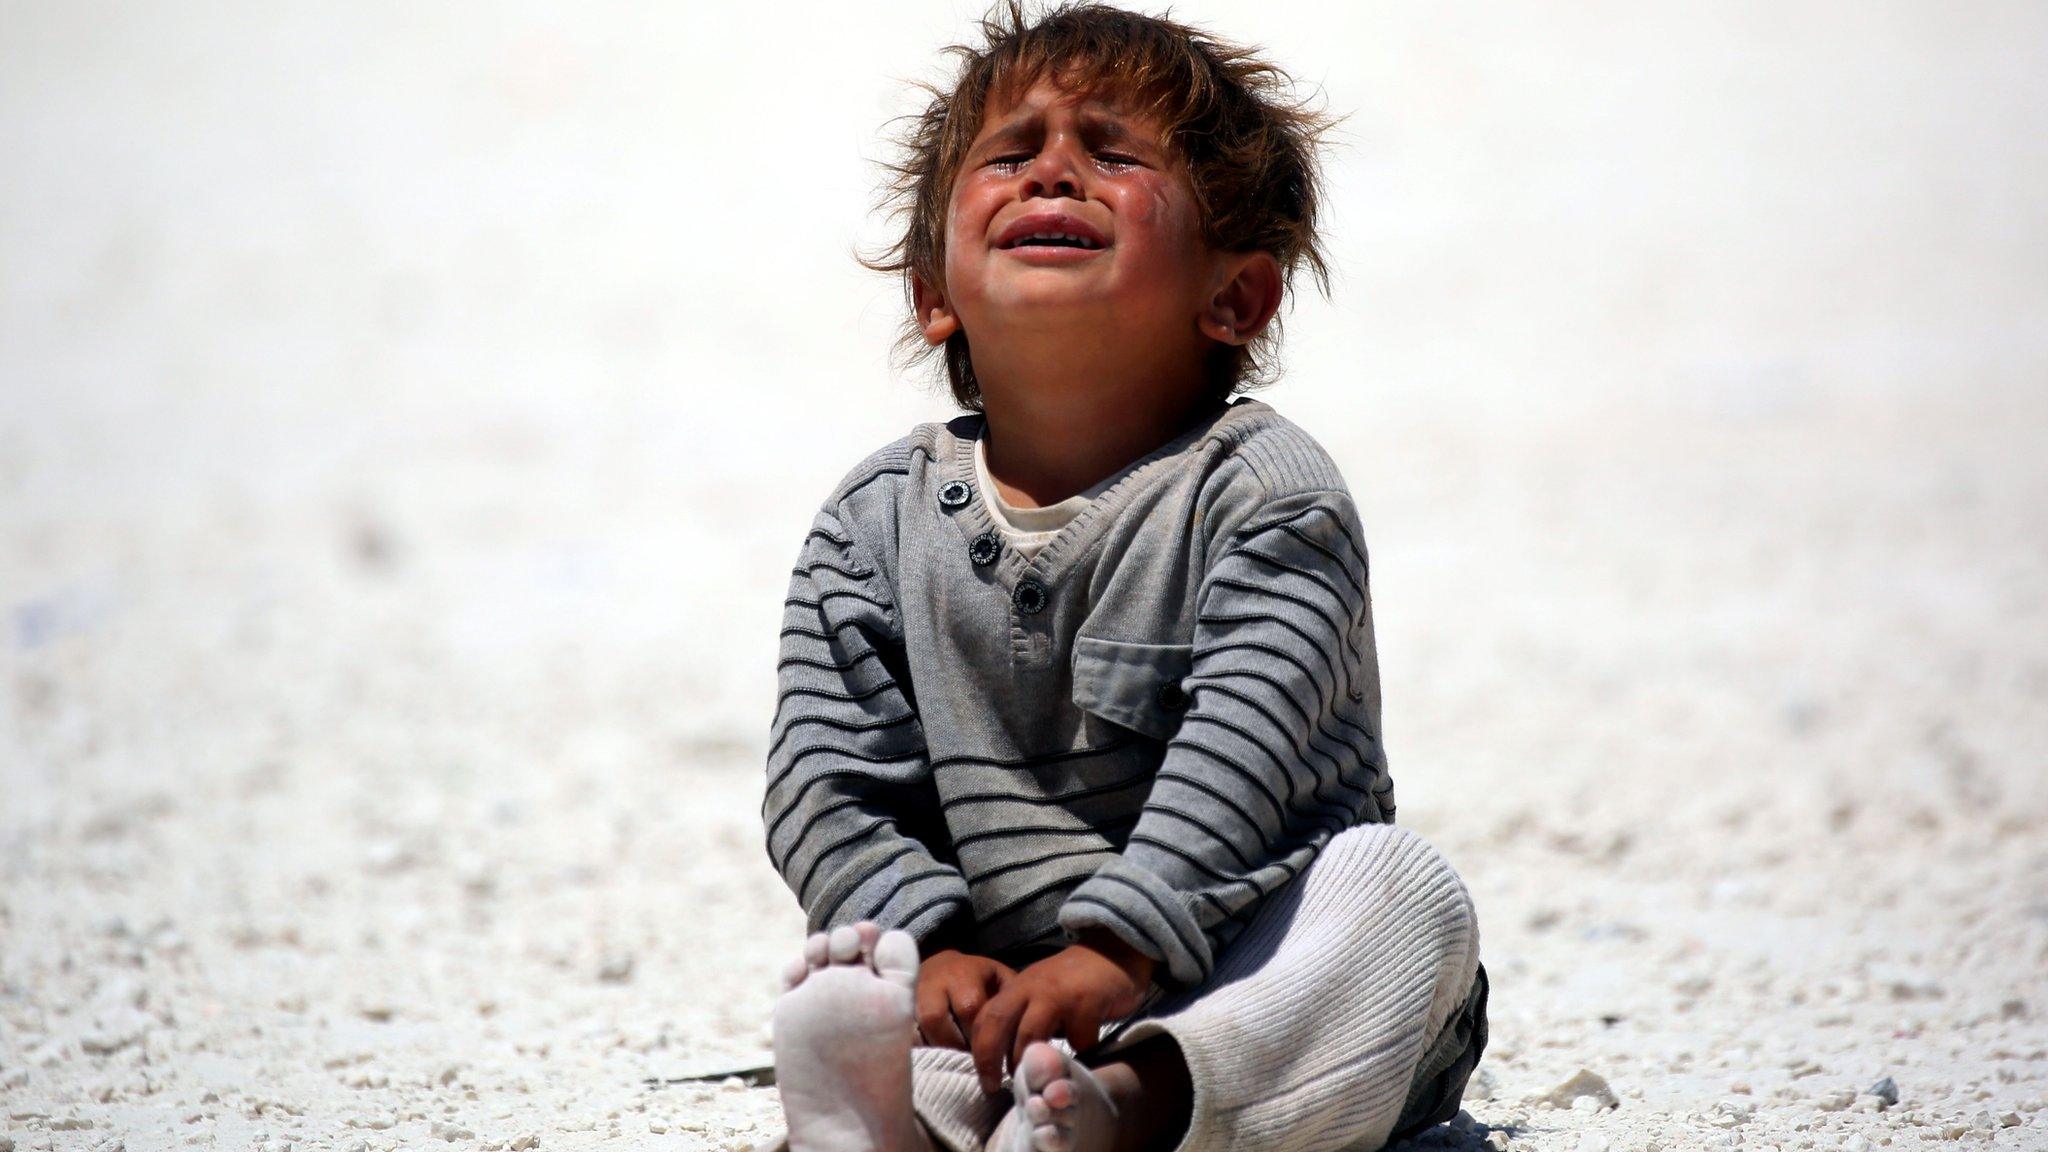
[1311,825,1481,965]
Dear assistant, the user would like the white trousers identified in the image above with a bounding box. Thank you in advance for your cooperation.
[907,824,1487,1152]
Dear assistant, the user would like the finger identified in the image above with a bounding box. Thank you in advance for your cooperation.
[916,983,969,1050]
[1011,1000,1061,1075]
[949,983,989,1033]
[972,990,1023,1095]
[1063,1002,1104,1054]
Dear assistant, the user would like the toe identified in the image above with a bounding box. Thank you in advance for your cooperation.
[1042,1078,1075,1111]
[1017,1042,1068,1095]
[781,955,810,991]
[827,924,863,964]
[802,932,829,970]
[850,920,883,961]
[1033,1123,1072,1152]
[1023,1097,1052,1125]
[872,929,920,991]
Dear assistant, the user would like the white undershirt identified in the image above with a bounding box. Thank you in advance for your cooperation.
[974,436,1126,559]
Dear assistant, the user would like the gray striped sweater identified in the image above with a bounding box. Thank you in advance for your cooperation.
[763,397,1392,991]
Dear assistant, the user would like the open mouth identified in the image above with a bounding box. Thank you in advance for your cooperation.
[999,232,1106,251]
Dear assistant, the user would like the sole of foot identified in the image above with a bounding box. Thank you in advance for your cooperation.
[1006,1040,1117,1152]
[772,921,931,1152]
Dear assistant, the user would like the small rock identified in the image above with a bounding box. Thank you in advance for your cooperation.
[2000,998,2029,1021]
[1816,1090,1855,1112]
[1536,1068,1618,1111]
[1999,1112,2022,1128]
[0,1136,14,1151]
[357,1001,396,1024]
[93,975,148,1011]
[1842,1136,1869,1152]
[1484,1134,1512,1152]
[1576,1134,1610,1152]
[79,1017,149,1055]
[432,1121,475,1141]
[597,952,635,984]
[510,1135,540,1150]
[1866,1076,1899,1107]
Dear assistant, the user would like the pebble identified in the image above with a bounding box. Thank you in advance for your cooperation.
[432,1121,475,1141]
[1536,1069,1619,1111]
[79,1017,149,1055]
[1484,1134,1512,1152]
[1576,1134,1610,1152]
[1865,1076,1898,1106]
[597,952,635,984]
[1816,1090,1855,1112]
[510,1135,540,1150]
[1841,1136,1869,1152]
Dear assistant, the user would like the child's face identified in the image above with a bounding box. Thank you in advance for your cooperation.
[923,75,1226,359]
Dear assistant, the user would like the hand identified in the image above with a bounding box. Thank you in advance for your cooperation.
[915,949,1018,1050]
[968,929,1156,1094]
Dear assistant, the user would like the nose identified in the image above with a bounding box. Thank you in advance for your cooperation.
[1020,137,1084,200]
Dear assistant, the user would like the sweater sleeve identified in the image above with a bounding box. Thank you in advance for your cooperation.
[1057,487,1394,989]
[761,503,974,945]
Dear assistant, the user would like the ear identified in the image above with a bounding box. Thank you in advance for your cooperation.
[912,274,962,346]
[1196,251,1283,346]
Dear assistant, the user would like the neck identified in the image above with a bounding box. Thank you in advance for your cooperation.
[974,355,1224,509]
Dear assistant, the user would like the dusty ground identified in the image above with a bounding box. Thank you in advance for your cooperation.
[4,3,2047,1151]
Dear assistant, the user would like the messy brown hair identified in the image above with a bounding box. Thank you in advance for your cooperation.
[856,0,1343,412]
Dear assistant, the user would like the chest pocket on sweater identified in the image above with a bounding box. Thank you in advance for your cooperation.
[1071,636,1195,743]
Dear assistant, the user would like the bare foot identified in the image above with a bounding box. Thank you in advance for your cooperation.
[1001,1042,1117,1152]
[773,921,933,1152]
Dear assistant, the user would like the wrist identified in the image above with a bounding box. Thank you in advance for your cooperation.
[1073,928,1157,985]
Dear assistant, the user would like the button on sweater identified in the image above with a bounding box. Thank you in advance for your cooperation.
[763,397,1392,990]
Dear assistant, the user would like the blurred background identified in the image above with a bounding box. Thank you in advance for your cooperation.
[3,3,2044,1150]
